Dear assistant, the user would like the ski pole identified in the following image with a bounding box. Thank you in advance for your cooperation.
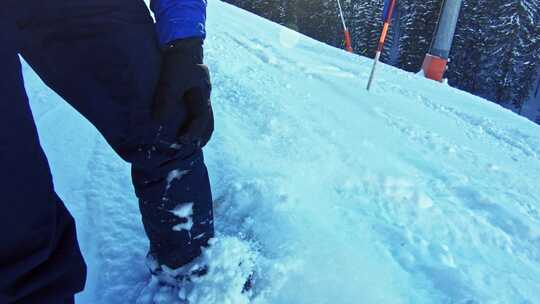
[367,0,397,91]
[336,0,353,53]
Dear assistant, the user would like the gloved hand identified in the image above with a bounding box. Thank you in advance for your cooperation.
[152,38,214,148]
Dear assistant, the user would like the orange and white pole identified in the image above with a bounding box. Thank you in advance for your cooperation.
[367,0,397,91]
[336,0,353,53]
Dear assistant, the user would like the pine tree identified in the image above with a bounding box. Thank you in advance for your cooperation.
[225,0,257,15]
[343,0,397,60]
[513,1,540,113]
[447,0,490,95]
[226,0,288,25]
[397,0,443,72]
[294,0,341,46]
[345,0,377,57]
[282,0,299,30]
[484,0,540,109]
[256,0,286,23]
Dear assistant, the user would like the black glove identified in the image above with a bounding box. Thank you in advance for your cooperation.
[152,38,214,148]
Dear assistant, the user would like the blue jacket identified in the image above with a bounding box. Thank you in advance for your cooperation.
[150,0,207,46]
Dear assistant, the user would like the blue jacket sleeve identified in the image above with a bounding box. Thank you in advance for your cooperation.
[150,0,207,46]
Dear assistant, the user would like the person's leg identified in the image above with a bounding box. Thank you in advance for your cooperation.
[18,0,214,271]
[0,25,86,304]
[133,150,215,270]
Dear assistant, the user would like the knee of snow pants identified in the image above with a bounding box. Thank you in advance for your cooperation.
[0,30,86,303]
[16,0,215,270]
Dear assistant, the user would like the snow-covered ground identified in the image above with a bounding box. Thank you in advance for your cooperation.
[23,1,540,303]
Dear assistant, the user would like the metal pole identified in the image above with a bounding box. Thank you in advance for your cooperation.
[336,0,353,52]
[336,0,347,30]
[430,0,463,59]
[366,0,396,91]
[367,51,382,91]
[422,0,463,81]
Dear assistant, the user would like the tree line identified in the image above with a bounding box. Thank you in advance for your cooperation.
[225,0,540,123]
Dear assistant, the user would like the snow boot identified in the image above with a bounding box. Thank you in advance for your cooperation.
[146,252,253,293]
[146,253,208,287]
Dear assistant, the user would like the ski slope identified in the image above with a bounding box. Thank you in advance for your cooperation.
[23,1,540,303]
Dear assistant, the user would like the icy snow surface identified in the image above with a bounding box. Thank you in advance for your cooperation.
[23,1,540,303]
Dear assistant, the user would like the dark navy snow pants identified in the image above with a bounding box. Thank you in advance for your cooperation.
[1,1,214,303]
